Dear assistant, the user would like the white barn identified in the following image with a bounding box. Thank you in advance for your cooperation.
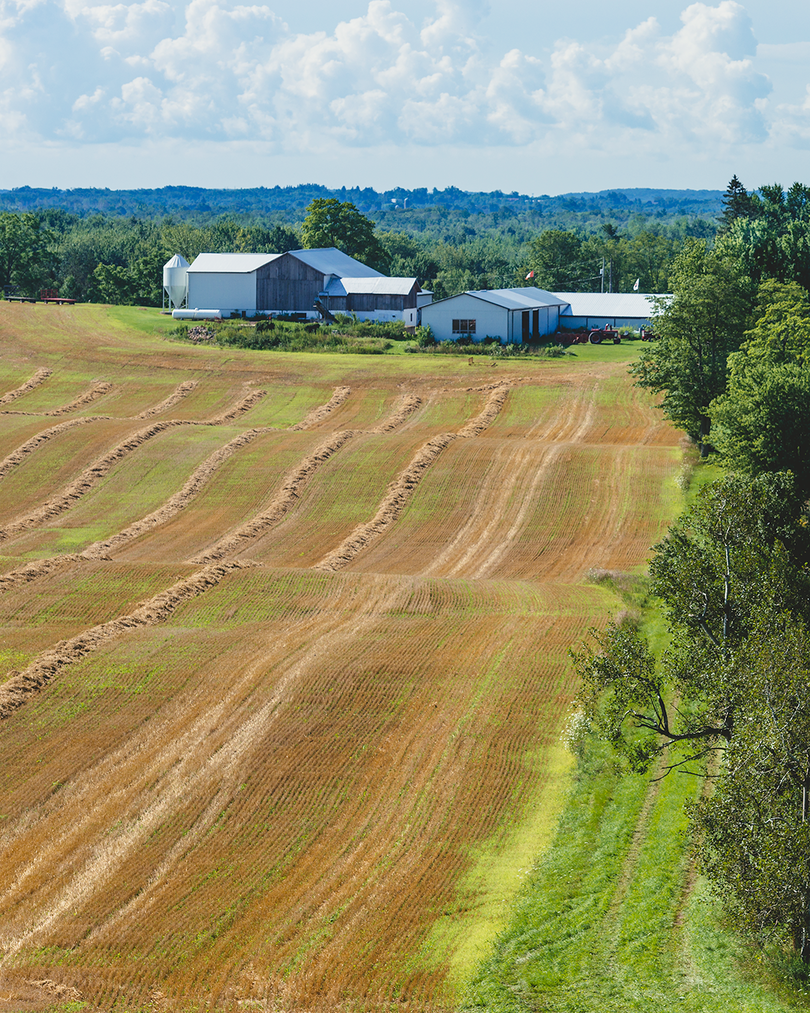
[180,248,428,322]
[419,288,568,344]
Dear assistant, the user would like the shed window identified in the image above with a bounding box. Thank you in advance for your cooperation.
[452,319,476,334]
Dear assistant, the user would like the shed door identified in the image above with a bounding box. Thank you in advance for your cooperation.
[522,311,530,340]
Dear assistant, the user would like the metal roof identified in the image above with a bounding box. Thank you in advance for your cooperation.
[424,287,567,312]
[554,292,663,317]
[188,253,282,274]
[324,276,417,296]
[163,253,189,269]
[290,248,383,278]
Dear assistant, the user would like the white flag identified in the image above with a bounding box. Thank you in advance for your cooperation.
[633,278,640,291]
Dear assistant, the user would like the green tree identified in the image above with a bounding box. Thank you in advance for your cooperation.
[0,212,53,294]
[718,181,810,291]
[694,613,810,957]
[709,281,810,493]
[631,240,752,453]
[301,199,388,271]
[720,174,759,229]
[526,229,585,289]
[573,471,810,957]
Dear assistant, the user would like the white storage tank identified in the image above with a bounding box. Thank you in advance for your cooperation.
[171,308,222,321]
[163,254,190,310]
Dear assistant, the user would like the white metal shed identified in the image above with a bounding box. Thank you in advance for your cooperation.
[419,288,568,344]
[554,292,660,330]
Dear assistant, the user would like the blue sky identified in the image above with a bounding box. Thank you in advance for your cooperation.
[1,0,808,195]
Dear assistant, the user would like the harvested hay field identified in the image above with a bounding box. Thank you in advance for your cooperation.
[0,304,683,1012]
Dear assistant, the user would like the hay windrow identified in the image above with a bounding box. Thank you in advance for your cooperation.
[0,368,52,405]
[369,393,422,433]
[191,430,356,563]
[0,561,249,719]
[315,433,456,571]
[186,393,420,564]
[83,428,268,559]
[25,980,83,1002]
[456,382,512,437]
[45,382,114,416]
[0,420,187,542]
[316,385,511,571]
[0,390,269,542]
[0,553,86,591]
[135,380,198,419]
[0,417,106,481]
[205,389,267,424]
[290,386,351,431]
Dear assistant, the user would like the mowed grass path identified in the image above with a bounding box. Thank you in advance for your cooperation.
[0,302,763,1013]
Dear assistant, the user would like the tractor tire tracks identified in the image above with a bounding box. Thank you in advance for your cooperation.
[316,384,511,572]
[189,390,422,564]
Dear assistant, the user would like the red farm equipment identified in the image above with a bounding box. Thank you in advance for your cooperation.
[588,326,621,344]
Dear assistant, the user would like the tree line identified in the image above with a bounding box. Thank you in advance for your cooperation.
[575,176,810,969]
[1,191,717,306]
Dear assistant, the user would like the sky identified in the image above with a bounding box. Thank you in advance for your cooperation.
[1,0,808,195]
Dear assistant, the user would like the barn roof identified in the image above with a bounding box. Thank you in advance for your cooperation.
[324,276,418,296]
[425,287,567,311]
[188,253,281,274]
[554,292,662,317]
[290,248,384,278]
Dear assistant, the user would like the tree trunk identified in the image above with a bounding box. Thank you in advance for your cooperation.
[698,415,712,458]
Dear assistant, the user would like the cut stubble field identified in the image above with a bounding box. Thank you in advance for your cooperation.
[0,304,682,1012]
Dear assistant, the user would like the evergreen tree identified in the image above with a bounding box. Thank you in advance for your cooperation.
[720,174,758,229]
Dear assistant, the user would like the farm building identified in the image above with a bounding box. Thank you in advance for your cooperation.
[419,288,661,343]
[554,292,659,331]
[419,288,568,344]
[320,275,423,324]
[166,248,428,322]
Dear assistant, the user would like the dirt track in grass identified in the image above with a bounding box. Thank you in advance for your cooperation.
[0,305,683,1013]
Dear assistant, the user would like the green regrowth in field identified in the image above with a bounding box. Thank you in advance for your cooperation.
[461,737,810,1013]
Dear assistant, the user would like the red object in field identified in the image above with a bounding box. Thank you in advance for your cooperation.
[589,327,620,344]
[39,288,76,305]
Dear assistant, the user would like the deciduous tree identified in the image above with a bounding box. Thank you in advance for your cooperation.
[301,199,388,271]
[631,240,752,454]
[572,471,810,957]
[0,212,53,294]
[709,281,810,494]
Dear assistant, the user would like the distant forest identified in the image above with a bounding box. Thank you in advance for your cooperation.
[0,183,725,305]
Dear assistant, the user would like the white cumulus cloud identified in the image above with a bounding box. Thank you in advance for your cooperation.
[0,0,804,167]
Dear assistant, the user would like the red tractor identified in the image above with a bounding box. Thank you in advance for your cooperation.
[588,326,621,344]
